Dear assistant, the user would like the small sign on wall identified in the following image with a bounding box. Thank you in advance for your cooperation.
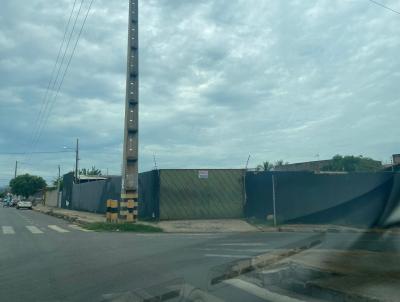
[198,170,208,179]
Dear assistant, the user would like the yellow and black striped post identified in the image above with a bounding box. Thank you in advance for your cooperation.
[120,193,138,222]
[106,199,111,221]
[106,199,118,223]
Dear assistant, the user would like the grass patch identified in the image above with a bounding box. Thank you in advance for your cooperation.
[84,222,163,232]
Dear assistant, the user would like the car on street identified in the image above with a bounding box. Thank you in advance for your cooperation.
[16,200,32,210]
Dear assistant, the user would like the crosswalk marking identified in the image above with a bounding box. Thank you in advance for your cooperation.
[26,226,43,234]
[218,243,267,246]
[2,226,15,234]
[1,225,89,235]
[197,248,271,253]
[48,225,70,233]
[204,254,251,258]
[68,224,92,232]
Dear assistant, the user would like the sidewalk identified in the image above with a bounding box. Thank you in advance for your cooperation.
[156,219,259,233]
[33,205,400,235]
[34,204,105,225]
[288,249,400,302]
[250,249,400,302]
[255,223,400,235]
[33,205,259,232]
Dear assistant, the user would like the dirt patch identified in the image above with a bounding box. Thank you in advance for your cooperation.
[156,219,259,233]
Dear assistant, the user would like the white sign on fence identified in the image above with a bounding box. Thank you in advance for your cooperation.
[198,170,208,179]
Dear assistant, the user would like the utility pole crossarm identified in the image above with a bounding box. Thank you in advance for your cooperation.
[121,0,139,222]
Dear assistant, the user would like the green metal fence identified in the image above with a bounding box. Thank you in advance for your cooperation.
[159,169,245,220]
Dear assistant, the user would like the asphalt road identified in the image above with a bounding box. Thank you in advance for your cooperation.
[1,205,399,302]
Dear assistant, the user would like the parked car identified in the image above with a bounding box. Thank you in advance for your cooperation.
[16,200,32,210]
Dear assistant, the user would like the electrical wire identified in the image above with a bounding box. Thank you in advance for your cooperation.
[26,0,79,159]
[26,0,86,161]
[3,0,95,182]
[0,149,119,156]
[368,0,400,15]
[0,151,74,155]
[33,0,96,152]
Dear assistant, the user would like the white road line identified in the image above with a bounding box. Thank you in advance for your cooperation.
[204,254,252,259]
[197,248,271,253]
[217,243,267,246]
[48,225,70,233]
[26,226,43,234]
[2,226,15,234]
[135,234,219,238]
[175,233,220,236]
[68,224,92,232]
[224,279,306,302]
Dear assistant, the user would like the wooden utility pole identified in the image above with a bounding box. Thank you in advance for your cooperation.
[121,0,139,222]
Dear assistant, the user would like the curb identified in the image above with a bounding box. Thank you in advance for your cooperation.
[255,225,400,235]
[33,207,93,227]
[33,207,400,236]
[257,227,400,235]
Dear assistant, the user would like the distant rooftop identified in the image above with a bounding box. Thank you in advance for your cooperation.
[78,175,108,181]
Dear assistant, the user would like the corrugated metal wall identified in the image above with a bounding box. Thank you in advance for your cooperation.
[61,172,74,209]
[159,169,245,220]
[245,171,397,227]
[70,176,122,213]
[138,170,160,219]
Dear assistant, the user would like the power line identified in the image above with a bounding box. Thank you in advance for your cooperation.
[368,0,400,15]
[0,151,74,155]
[27,0,86,161]
[34,0,96,152]
[26,0,79,159]
[0,149,120,156]
[26,0,80,161]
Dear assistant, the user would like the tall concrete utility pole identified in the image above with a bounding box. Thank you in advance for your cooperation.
[57,165,61,207]
[14,161,18,178]
[121,0,139,222]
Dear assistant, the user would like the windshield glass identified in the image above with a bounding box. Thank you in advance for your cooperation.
[0,1,399,301]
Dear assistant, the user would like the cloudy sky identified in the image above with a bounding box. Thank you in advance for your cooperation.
[1,0,400,186]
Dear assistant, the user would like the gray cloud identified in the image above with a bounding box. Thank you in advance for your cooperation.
[1,0,400,186]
